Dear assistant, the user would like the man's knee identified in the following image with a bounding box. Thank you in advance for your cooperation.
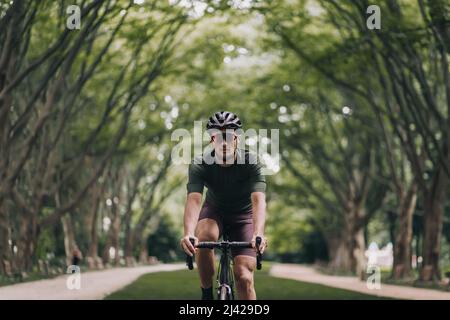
[195,219,220,241]
[197,230,217,241]
[234,262,254,288]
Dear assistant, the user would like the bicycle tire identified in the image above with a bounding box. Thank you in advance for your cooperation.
[218,286,231,300]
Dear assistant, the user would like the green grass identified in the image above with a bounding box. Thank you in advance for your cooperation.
[105,264,388,300]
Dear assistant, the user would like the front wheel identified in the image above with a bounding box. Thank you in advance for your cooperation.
[218,286,232,300]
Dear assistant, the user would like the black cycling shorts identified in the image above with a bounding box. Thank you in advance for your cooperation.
[197,201,256,258]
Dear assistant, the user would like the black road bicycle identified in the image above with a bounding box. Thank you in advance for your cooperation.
[186,235,262,300]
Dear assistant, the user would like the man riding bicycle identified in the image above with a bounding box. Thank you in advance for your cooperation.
[180,111,268,300]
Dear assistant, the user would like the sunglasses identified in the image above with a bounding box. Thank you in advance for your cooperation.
[211,132,237,142]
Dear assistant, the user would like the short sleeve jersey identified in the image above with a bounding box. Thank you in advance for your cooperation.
[187,149,266,213]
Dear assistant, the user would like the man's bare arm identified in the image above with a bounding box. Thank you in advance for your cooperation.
[180,192,202,256]
[251,192,267,253]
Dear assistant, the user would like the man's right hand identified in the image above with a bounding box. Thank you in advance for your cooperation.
[180,235,198,256]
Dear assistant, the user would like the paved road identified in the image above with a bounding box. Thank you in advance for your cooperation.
[0,264,185,300]
[2,263,449,300]
[270,264,450,300]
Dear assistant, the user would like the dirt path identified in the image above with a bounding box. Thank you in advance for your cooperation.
[0,263,185,300]
[269,264,450,300]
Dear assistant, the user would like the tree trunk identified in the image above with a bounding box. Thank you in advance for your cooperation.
[386,210,396,247]
[123,166,143,267]
[87,210,99,269]
[326,207,365,277]
[124,228,135,267]
[61,214,77,267]
[420,167,447,282]
[392,183,417,279]
[345,203,366,278]
[349,223,366,279]
[102,201,121,266]
[327,235,352,272]
[101,234,112,266]
[124,232,137,267]
[111,209,121,266]
[0,201,11,276]
[15,213,37,273]
[138,235,149,265]
[87,181,104,269]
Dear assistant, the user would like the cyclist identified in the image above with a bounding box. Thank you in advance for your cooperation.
[180,111,268,300]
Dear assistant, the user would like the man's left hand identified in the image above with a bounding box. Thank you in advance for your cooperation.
[251,234,268,254]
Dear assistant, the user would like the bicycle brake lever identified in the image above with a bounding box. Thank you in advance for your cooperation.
[186,237,195,270]
[255,236,262,270]
[255,236,262,252]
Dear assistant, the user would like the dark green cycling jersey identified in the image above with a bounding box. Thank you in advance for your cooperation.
[186,149,266,213]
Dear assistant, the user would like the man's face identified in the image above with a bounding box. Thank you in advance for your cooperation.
[211,129,238,161]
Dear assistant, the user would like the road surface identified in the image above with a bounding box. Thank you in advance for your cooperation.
[0,264,185,300]
[270,264,450,300]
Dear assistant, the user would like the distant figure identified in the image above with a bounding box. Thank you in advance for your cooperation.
[72,246,83,266]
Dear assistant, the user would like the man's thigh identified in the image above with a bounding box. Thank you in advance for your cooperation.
[196,202,223,241]
[227,217,256,258]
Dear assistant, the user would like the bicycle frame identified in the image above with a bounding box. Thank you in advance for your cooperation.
[216,243,235,300]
